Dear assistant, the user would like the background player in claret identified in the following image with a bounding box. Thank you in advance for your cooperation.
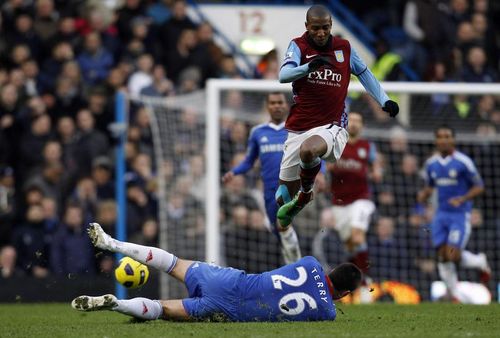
[417,126,490,303]
[275,5,399,233]
[222,93,301,263]
[323,112,381,301]
[72,223,362,322]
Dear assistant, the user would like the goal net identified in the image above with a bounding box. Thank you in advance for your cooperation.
[133,80,500,301]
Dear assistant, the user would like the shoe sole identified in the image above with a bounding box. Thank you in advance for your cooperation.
[72,294,116,311]
[88,224,100,246]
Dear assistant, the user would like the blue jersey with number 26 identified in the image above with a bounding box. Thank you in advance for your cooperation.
[238,256,336,321]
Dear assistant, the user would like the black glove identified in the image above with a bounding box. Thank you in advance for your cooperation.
[382,100,399,118]
[308,56,332,72]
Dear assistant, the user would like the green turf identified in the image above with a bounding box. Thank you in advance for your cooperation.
[1,303,499,337]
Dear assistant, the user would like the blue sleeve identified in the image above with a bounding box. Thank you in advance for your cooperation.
[232,130,259,175]
[281,41,302,68]
[279,41,310,83]
[464,161,484,187]
[368,142,377,164]
[424,163,435,187]
[350,47,390,106]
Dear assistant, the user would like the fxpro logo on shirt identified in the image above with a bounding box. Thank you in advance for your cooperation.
[307,69,342,87]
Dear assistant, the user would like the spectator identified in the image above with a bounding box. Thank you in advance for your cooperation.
[77,32,114,86]
[50,202,96,276]
[0,166,15,246]
[461,46,498,83]
[33,0,59,42]
[218,54,239,79]
[403,0,454,64]
[146,0,172,25]
[128,53,154,96]
[158,0,197,53]
[116,0,147,43]
[21,59,42,97]
[140,64,174,97]
[41,196,58,233]
[0,245,24,278]
[56,115,78,173]
[19,114,52,180]
[91,156,114,200]
[126,177,154,234]
[48,15,81,51]
[39,41,74,92]
[75,109,109,176]
[72,176,97,221]
[11,204,50,278]
[368,216,411,282]
[7,14,42,63]
[87,88,113,136]
[0,83,19,132]
[49,76,85,119]
[164,28,198,85]
[130,218,159,247]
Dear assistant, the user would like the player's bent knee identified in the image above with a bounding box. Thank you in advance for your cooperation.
[275,184,292,206]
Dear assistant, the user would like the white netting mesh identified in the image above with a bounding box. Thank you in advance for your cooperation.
[132,80,500,300]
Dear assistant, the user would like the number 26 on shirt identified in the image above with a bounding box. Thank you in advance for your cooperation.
[271,266,318,315]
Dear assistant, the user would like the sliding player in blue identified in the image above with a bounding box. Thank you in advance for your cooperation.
[222,92,301,263]
[418,125,491,303]
[72,223,362,322]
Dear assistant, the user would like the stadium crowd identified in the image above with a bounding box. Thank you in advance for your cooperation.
[0,0,498,301]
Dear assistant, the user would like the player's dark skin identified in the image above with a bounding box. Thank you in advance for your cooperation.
[417,128,484,263]
[222,93,288,184]
[276,13,333,220]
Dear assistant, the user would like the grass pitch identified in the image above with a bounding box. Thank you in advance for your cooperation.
[1,303,499,337]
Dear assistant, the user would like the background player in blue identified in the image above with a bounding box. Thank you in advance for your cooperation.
[222,92,301,263]
[417,125,490,303]
[72,223,362,322]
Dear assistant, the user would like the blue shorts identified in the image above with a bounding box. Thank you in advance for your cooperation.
[182,262,244,320]
[430,211,471,249]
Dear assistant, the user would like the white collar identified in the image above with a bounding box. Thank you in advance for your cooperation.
[268,121,285,130]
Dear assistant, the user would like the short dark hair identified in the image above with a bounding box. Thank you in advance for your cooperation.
[328,263,362,293]
[266,92,285,101]
[434,124,456,137]
[306,5,331,22]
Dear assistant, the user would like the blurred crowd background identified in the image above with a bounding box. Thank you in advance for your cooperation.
[0,0,498,300]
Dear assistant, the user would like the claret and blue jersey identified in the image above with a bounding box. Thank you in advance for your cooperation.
[424,150,483,248]
[182,256,336,322]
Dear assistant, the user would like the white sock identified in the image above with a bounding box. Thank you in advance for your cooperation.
[112,240,177,273]
[438,262,470,302]
[279,227,299,249]
[438,262,458,291]
[113,298,163,320]
[460,250,486,270]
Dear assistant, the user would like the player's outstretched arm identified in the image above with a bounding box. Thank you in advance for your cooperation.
[350,47,398,117]
[279,63,310,83]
